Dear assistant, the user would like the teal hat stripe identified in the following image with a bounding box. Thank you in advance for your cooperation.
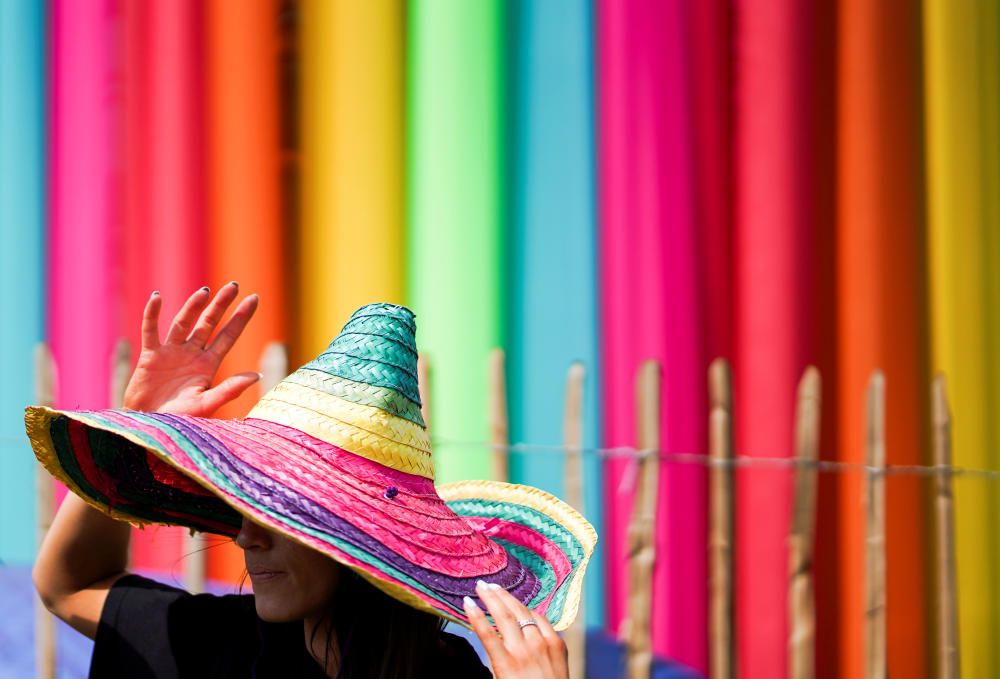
[494,537,557,610]
[446,497,586,622]
[100,411,512,620]
[319,334,417,379]
[303,352,421,408]
[345,303,416,332]
[114,411,464,615]
[337,316,419,355]
[297,302,425,422]
[287,369,426,427]
[51,414,241,530]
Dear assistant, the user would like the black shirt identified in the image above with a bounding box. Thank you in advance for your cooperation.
[90,574,491,678]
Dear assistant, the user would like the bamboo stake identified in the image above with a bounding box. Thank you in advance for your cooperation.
[932,375,959,679]
[109,340,146,577]
[563,362,586,679]
[709,359,735,679]
[488,349,509,483]
[259,341,288,393]
[789,366,821,679]
[865,372,887,679]
[34,343,56,679]
[417,352,432,432]
[626,360,660,679]
[109,338,131,408]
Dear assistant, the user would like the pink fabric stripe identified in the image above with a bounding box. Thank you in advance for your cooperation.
[598,0,707,669]
[122,0,207,576]
[732,1,834,676]
[48,0,124,510]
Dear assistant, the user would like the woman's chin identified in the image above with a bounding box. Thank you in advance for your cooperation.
[254,594,301,623]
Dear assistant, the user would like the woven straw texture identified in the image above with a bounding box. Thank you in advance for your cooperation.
[23,303,596,630]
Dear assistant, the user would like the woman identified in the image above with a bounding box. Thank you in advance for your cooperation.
[29,283,591,678]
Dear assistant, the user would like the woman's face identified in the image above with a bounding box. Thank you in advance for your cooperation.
[235,514,341,622]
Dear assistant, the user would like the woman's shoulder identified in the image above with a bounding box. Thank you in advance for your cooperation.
[91,573,266,678]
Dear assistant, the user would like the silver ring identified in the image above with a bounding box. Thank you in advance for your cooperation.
[518,619,538,629]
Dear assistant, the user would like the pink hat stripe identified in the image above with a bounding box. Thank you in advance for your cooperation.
[205,420,507,571]
[470,515,573,612]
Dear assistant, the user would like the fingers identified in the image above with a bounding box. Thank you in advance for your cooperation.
[487,583,568,676]
[475,581,528,655]
[497,585,559,645]
[187,282,240,349]
[463,595,510,675]
[199,371,263,416]
[205,293,259,359]
[164,287,213,345]
[141,291,162,349]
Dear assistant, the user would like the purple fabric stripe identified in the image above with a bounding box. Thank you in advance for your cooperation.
[152,414,542,608]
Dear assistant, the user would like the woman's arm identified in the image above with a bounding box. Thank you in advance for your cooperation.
[32,284,260,639]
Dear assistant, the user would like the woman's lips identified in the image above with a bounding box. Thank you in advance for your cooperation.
[248,570,284,582]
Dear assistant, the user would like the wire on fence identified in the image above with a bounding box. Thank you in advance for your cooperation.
[4,435,998,479]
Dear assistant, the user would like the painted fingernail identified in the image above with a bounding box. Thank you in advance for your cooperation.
[463,596,479,611]
[151,290,160,296]
[476,579,489,591]
[229,281,238,286]
[200,286,209,292]
[488,583,502,591]
[256,372,264,381]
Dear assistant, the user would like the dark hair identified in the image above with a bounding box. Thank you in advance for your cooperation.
[310,568,445,679]
[239,565,445,678]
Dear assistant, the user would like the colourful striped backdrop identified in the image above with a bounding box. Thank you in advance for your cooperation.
[4,1,1000,676]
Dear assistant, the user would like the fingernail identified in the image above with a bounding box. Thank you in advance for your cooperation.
[256,372,264,381]
[476,579,489,591]
[151,290,160,297]
[463,596,479,611]
[229,281,238,286]
[200,286,209,292]
[488,583,502,591]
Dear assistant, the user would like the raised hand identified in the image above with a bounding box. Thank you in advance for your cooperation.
[122,283,261,417]
[464,580,568,679]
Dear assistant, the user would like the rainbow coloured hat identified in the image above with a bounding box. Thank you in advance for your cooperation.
[23,303,596,630]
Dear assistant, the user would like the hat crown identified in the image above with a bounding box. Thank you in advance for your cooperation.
[304,303,424,426]
[246,303,433,478]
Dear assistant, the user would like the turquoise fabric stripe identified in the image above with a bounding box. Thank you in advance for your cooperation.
[506,0,603,625]
[0,0,45,566]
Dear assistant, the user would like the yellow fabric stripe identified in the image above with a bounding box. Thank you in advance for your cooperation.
[297,0,405,364]
[924,0,1000,675]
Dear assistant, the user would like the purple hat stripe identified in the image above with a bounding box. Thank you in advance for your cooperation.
[154,414,540,604]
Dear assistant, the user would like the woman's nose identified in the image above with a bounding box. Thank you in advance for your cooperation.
[234,515,272,550]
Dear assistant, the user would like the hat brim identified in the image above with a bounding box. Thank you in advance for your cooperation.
[24,406,596,630]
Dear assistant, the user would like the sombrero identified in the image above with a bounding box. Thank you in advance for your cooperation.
[23,303,596,630]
